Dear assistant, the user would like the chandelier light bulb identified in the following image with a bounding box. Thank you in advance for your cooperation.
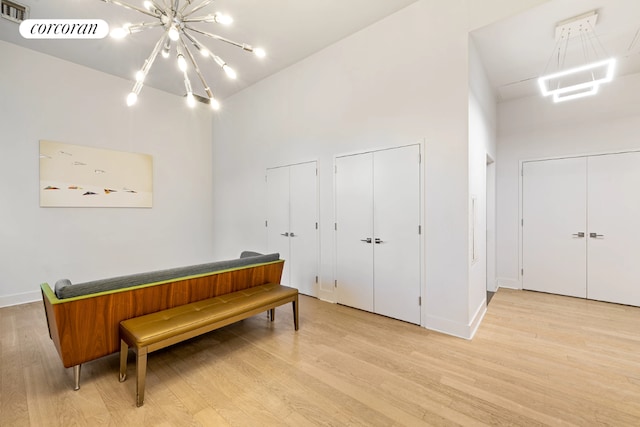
[177,54,188,72]
[161,40,171,58]
[200,48,210,57]
[254,47,266,58]
[168,25,180,41]
[215,13,233,25]
[186,92,196,108]
[210,97,220,110]
[126,92,138,106]
[223,64,237,79]
[135,70,145,82]
[143,1,154,11]
[110,27,128,39]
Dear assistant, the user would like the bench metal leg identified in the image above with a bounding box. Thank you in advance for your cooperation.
[136,347,148,407]
[73,364,81,391]
[119,339,128,382]
[269,308,275,322]
[292,297,299,331]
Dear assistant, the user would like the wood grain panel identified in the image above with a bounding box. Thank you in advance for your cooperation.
[43,260,284,368]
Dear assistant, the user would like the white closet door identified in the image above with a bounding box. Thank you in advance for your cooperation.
[587,152,640,306]
[336,153,374,312]
[266,167,291,285]
[373,146,421,324]
[290,162,318,296]
[522,158,587,298]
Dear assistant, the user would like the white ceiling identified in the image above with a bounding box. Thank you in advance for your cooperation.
[0,0,419,101]
[1,1,638,104]
[472,0,640,101]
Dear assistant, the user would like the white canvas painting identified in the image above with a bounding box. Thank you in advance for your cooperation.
[39,140,153,208]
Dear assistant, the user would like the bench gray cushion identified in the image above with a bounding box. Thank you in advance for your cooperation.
[54,252,280,299]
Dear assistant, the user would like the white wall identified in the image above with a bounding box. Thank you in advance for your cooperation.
[0,40,215,306]
[211,0,546,338]
[496,72,640,289]
[468,37,498,335]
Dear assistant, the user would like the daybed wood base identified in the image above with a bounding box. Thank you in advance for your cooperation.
[40,259,285,390]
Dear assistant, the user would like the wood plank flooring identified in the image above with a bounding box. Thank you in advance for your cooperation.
[1,289,639,426]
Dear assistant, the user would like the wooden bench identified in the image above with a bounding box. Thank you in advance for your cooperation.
[118,283,299,406]
[41,253,284,391]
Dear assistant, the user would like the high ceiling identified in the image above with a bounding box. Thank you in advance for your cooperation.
[0,0,419,101]
[1,1,639,104]
[472,0,640,101]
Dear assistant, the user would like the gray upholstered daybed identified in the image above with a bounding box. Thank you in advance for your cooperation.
[41,251,285,390]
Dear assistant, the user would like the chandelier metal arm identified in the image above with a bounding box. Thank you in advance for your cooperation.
[181,30,208,56]
[145,0,167,17]
[180,38,215,99]
[182,0,213,17]
[100,0,160,19]
[127,21,165,35]
[175,42,193,95]
[134,31,168,87]
[185,25,253,52]
[182,15,218,23]
[126,31,168,105]
[177,0,193,15]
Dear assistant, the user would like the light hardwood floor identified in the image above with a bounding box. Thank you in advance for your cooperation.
[1,289,639,426]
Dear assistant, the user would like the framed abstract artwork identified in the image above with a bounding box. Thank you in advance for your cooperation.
[39,140,153,208]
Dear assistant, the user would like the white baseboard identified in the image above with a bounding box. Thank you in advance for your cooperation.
[468,299,487,339]
[496,277,521,290]
[424,300,487,340]
[424,316,469,339]
[0,290,41,308]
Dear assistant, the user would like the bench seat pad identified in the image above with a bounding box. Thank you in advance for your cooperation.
[120,283,297,348]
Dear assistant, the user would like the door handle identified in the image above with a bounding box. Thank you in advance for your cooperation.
[360,238,372,243]
[589,232,604,238]
[572,232,585,238]
[280,232,289,237]
[374,238,384,244]
[290,232,296,237]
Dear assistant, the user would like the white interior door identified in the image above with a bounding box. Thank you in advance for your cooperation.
[266,167,291,285]
[522,157,587,298]
[587,152,640,306]
[290,162,318,296]
[335,153,374,312]
[373,146,421,324]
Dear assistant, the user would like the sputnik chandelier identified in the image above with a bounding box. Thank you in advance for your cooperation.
[102,0,266,109]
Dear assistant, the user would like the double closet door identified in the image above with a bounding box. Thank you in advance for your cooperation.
[522,152,640,306]
[335,145,421,324]
[266,162,318,297]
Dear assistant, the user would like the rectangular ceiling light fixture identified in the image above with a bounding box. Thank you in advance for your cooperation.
[538,58,616,103]
[538,10,616,103]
